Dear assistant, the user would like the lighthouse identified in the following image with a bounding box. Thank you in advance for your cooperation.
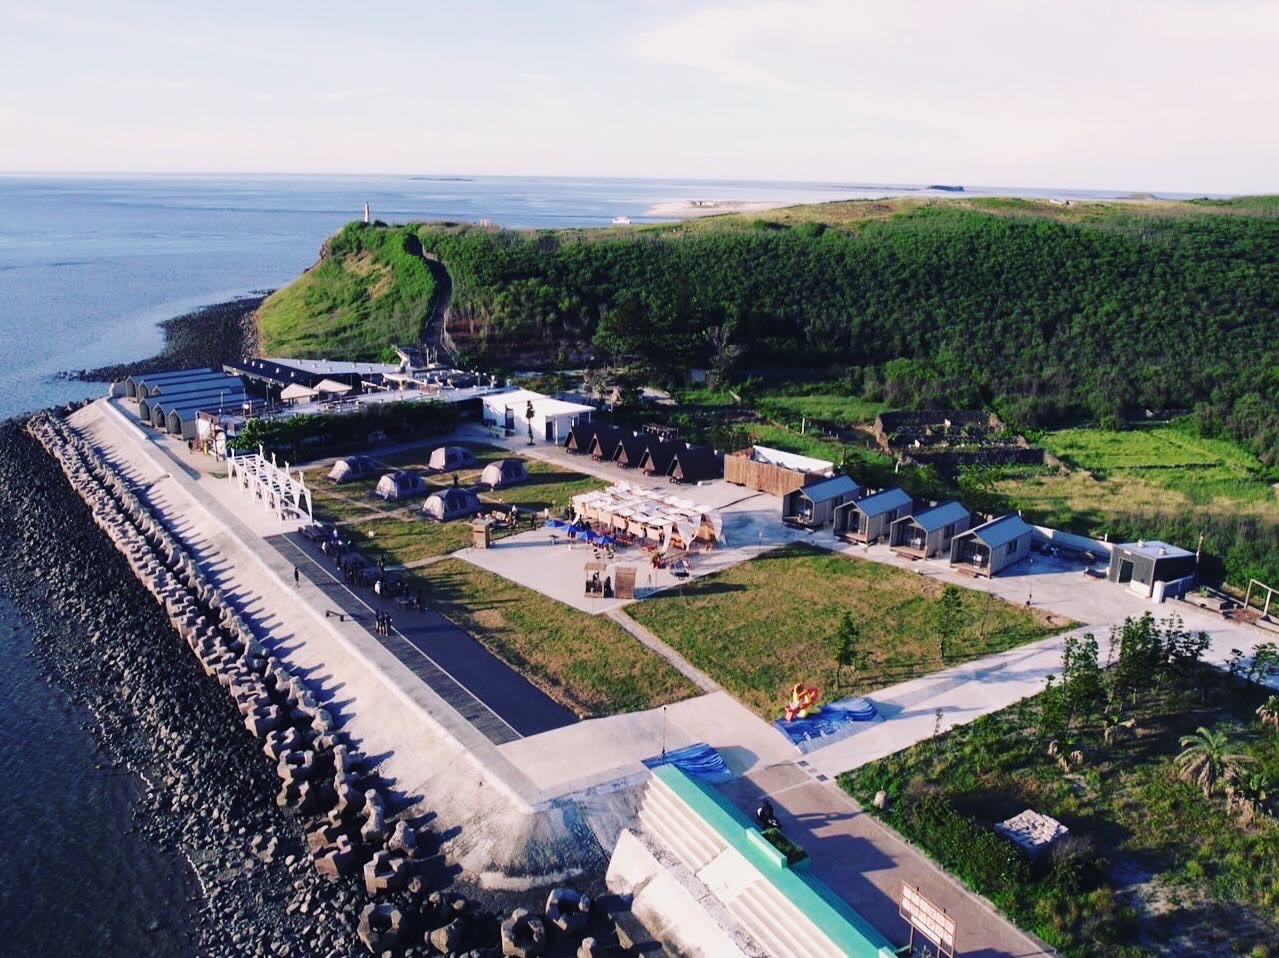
[363,202,371,224]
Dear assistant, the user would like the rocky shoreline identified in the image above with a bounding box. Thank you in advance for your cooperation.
[65,295,267,384]
[0,410,631,957]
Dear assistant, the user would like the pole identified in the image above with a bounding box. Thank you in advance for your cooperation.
[661,706,667,759]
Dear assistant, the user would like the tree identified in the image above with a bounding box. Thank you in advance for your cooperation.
[833,612,864,688]
[525,399,535,445]
[1061,632,1103,722]
[703,321,743,387]
[935,586,964,663]
[1257,695,1279,732]
[1248,643,1279,684]
[1175,726,1256,799]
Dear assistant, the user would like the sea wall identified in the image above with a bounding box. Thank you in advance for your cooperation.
[8,408,641,957]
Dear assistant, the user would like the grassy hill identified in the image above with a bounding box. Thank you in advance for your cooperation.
[259,196,1279,464]
[256,222,437,360]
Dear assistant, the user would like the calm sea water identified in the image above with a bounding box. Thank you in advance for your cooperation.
[0,172,1217,953]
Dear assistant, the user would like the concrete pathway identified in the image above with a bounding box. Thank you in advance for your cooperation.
[606,608,722,693]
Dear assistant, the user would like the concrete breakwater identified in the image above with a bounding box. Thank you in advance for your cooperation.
[11,410,624,957]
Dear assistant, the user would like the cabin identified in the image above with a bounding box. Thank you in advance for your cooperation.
[612,432,650,469]
[833,487,913,542]
[423,487,482,522]
[781,475,862,529]
[327,456,378,484]
[427,445,477,473]
[374,470,430,501]
[888,500,971,558]
[480,458,529,489]
[666,445,723,484]
[589,427,628,462]
[1107,540,1197,599]
[479,388,594,444]
[949,513,1034,577]
[638,440,682,477]
[564,422,608,455]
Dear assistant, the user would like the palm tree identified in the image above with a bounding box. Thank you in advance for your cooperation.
[1257,695,1279,732]
[1175,726,1256,798]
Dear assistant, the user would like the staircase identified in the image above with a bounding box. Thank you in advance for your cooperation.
[636,771,884,958]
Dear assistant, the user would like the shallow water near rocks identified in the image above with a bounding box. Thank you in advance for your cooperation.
[0,596,195,957]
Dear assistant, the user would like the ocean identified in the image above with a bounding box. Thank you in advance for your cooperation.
[0,172,1219,953]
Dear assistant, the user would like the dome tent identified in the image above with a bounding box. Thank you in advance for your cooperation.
[480,458,528,489]
[423,486,482,522]
[327,455,378,484]
[427,445,478,473]
[374,470,429,501]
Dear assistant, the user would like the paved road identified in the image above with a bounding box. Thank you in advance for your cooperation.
[268,532,576,744]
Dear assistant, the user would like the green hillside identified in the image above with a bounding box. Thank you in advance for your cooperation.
[260,196,1279,463]
[257,222,437,360]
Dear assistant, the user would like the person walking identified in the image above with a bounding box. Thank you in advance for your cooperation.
[293,565,300,586]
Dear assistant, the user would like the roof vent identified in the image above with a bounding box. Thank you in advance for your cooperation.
[1137,539,1146,548]
[1158,547,1167,555]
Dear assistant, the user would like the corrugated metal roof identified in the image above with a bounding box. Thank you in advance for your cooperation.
[852,486,912,517]
[1117,539,1195,560]
[132,368,217,388]
[800,474,861,504]
[965,513,1033,548]
[905,499,970,533]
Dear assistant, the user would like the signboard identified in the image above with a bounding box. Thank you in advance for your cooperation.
[899,884,956,958]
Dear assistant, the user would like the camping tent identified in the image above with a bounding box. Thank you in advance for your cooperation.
[423,487,482,522]
[667,444,723,484]
[280,382,318,404]
[327,455,378,483]
[374,470,430,501]
[427,445,478,472]
[480,458,529,489]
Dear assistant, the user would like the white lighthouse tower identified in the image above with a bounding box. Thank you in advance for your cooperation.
[363,202,371,224]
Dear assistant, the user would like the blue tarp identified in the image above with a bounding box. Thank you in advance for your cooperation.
[773,697,878,747]
[642,742,732,784]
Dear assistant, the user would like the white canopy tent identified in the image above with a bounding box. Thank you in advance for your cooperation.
[315,378,353,396]
[571,483,725,552]
[280,382,318,404]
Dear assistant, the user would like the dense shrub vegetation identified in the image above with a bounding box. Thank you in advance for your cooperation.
[229,400,458,459]
[416,200,1279,462]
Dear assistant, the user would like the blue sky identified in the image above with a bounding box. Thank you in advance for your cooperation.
[3,0,1276,192]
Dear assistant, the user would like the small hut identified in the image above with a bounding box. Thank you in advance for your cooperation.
[949,513,1034,577]
[1106,540,1198,599]
[612,432,650,469]
[327,455,378,484]
[723,446,833,495]
[638,440,681,477]
[781,475,862,528]
[480,458,529,489]
[833,487,914,542]
[374,470,430,501]
[889,499,970,558]
[427,446,478,473]
[564,422,607,455]
[423,487,482,522]
[589,427,627,462]
[666,444,723,484]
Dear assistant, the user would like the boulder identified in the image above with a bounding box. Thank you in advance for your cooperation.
[500,909,546,958]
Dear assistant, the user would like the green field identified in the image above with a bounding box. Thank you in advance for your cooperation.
[628,543,1067,719]
[755,393,886,427]
[840,649,1279,956]
[417,560,697,717]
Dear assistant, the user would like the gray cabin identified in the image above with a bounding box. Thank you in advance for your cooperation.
[889,500,971,558]
[781,475,862,528]
[949,513,1034,577]
[1107,540,1197,599]
[833,487,913,542]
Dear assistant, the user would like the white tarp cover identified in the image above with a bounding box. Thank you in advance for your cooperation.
[747,444,835,475]
[573,483,724,547]
[315,378,352,395]
[280,382,318,402]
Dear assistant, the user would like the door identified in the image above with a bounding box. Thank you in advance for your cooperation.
[545,418,554,442]
[1117,559,1133,584]
[504,406,515,431]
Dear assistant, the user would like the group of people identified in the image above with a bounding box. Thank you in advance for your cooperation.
[374,609,394,636]
[586,570,614,598]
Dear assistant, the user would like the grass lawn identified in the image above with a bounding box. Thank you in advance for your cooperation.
[477,460,606,513]
[415,560,697,717]
[756,393,886,427]
[840,657,1279,956]
[342,516,472,566]
[627,542,1067,719]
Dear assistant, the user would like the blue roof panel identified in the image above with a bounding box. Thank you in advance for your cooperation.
[853,486,912,517]
[907,499,970,532]
[801,474,861,504]
[967,513,1033,548]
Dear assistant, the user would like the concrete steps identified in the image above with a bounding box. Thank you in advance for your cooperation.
[638,774,724,871]
[728,881,845,958]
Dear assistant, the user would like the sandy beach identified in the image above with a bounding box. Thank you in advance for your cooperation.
[644,198,799,219]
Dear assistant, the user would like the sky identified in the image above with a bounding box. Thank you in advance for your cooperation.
[2,0,1277,193]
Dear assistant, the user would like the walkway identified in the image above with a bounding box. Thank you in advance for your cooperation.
[268,532,576,743]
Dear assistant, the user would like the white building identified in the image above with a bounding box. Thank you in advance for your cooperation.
[480,388,595,444]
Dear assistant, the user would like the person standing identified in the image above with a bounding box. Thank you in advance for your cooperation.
[293,565,300,586]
